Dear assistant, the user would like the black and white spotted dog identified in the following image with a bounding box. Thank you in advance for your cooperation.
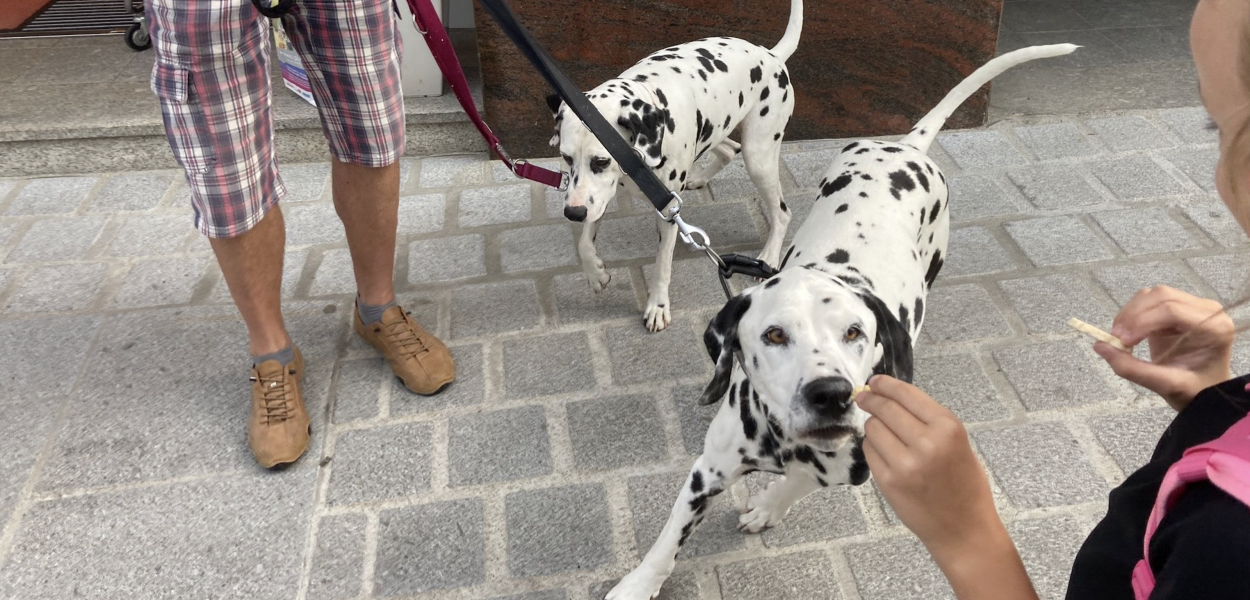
[547,0,803,332]
[604,45,1077,600]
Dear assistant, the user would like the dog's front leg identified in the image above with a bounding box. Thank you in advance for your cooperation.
[685,139,740,190]
[605,454,742,600]
[642,213,678,332]
[579,219,611,292]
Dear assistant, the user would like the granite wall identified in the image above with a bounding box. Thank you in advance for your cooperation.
[473,0,1005,159]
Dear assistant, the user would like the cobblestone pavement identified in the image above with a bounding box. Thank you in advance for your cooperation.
[0,106,1239,600]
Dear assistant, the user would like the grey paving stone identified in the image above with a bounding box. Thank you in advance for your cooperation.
[998,273,1116,335]
[0,396,62,532]
[6,216,106,263]
[913,354,1009,423]
[111,257,210,308]
[211,248,308,303]
[1092,207,1202,256]
[643,258,727,311]
[1092,261,1200,306]
[5,262,107,313]
[1186,254,1250,304]
[105,214,195,257]
[626,470,745,559]
[397,193,447,235]
[1088,156,1187,200]
[974,422,1109,509]
[1004,216,1115,267]
[501,590,570,600]
[938,130,1028,170]
[285,203,346,247]
[375,499,485,596]
[567,394,668,472]
[0,180,16,204]
[420,155,488,188]
[1009,515,1090,600]
[993,341,1118,411]
[449,406,552,486]
[1086,115,1173,152]
[6,176,97,215]
[591,571,700,600]
[1090,408,1175,474]
[0,471,315,600]
[502,332,597,399]
[460,184,531,227]
[328,422,433,505]
[307,513,366,600]
[506,484,613,577]
[919,284,1012,345]
[36,311,338,489]
[1162,147,1219,192]
[1182,197,1249,248]
[782,147,842,189]
[1014,122,1099,160]
[408,234,486,283]
[278,163,331,202]
[552,268,639,325]
[942,226,1017,278]
[1008,166,1105,210]
[0,315,102,399]
[500,224,578,273]
[717,551,843,600]
[596,215,661,261]
[391,344,486,415]
[682,203,761,248]
[847,536,952,600]
[331,358,384,423]
[947,174,1026,222]
[739,473,868,547]
[707,158,763,202]
[605,318,710,386]
[448,279,543,339]
[90,172,174,212]
[672,383,719,455]
[1158,107,1220,145]
[0,221,18,250]
[310,248,357,296]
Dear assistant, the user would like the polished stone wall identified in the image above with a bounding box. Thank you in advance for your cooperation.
[474,0,1005,159]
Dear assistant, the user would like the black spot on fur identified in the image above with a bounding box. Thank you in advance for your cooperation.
[760,106,770,117]
[915,296,925,328]
[929,199,942,224]
[714,59,729,72]
[670,170,678,181]
[889,170,916,200]
[835,204,849,215]
[671,66,682,74]
[655,88,668,106]
[843,142,860,152]
[774,133,781,141]
[925,250,944,289]
[855,148,871,155]
[899,304,911,333]
[740,387,758,439]
[761,87,771,101]
[882,146,903,153]
[794,446,827,475]
[738,92,744,106]
[777,70,789,88]
[850,441,870,485]
[827,249,850,264]
[780,201,788,212]
[765,278,782,289]
[750,66,763,83]
[859,192,868,198]
[822,174,853,197]
[690,471,704,493]
[724,115,731,129]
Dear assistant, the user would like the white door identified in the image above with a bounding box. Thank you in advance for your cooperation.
[394,0,447,97]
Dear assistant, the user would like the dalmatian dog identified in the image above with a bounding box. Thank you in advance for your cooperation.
[604,44,1078,600]
[547,0,803,332]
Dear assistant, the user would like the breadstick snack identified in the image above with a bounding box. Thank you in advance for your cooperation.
[852,385,871,400]
[1067,318,1131,351]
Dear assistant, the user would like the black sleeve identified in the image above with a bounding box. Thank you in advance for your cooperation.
[1148,481,1250,599]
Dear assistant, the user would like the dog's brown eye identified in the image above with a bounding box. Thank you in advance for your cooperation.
[764,327,789,345]
[845,326,862,342]
[591,157,612,171]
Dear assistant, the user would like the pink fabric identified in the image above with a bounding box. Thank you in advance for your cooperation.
[1132,401,1250,600]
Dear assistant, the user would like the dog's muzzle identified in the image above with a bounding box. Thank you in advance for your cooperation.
[796,377,858,447]
[564,205,588,222]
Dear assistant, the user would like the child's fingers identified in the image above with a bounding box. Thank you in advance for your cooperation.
[856,390,927,445]
[865,375,949,424]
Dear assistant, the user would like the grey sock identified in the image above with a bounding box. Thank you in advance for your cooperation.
[357,294,398,325]
[253,345,296,367]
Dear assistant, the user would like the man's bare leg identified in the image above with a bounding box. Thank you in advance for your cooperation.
[332,158,400,306]
[210,206,290,356]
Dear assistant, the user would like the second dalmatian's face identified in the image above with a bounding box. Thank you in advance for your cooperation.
[547,91,669,224]
[700,269,914,452]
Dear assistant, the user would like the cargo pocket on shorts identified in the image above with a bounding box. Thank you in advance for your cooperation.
[151,61,218,174]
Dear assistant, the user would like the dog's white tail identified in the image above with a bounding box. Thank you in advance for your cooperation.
[770,0,803,62]
[902,44,1078,153]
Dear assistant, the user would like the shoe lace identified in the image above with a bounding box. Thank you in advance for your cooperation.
[250,369,297,424]
[382,312,430,361]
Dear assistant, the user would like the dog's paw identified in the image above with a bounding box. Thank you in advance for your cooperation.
[683,176,710,190]
[643,300,672,333]
[604,571,664,600]
[584,262,611,293]
[737,482,791,533]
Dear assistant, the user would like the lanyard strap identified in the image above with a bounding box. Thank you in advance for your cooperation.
[405,0,567,190]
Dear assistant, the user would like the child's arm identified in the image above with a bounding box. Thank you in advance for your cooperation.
[856,376,1040,600]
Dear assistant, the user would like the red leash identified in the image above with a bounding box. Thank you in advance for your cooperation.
[406,0,567,190]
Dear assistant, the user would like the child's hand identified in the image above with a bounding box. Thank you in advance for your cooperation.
[856,376,1004,558]
[1099,286,1235,411]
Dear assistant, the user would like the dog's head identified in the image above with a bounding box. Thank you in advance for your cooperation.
[547,86,669,224]
[700,268,912,468]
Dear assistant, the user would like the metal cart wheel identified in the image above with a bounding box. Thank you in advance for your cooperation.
[125,21,151,51]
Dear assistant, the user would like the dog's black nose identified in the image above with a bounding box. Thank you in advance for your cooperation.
[802,377,854,412]
[564,205,588,222]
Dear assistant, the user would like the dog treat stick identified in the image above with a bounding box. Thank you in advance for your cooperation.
[1067,318,1131,351]
[852,385,871,400]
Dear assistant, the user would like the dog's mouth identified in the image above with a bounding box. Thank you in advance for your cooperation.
[797,424,857,450]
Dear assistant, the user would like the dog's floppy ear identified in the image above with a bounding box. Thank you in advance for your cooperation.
[547,94,564,148]
[857,291,914,383]
[545,93,563,116]
[699,293,753,405]
[617,104,668,169]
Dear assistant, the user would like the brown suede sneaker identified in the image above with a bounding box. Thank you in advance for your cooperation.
[354,304,455,395]
[248,346,310,469]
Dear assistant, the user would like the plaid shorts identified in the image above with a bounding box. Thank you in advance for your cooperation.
[148,0,406,238]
